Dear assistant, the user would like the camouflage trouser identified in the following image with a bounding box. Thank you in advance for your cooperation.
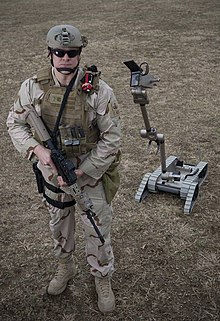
[37,162,114,278]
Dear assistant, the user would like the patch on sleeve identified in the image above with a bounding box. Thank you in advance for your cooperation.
[107,97,120,118]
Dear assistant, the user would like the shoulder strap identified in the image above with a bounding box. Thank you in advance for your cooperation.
[36,67,54,90]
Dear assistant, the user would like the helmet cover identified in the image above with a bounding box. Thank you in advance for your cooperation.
[46,24,88,49]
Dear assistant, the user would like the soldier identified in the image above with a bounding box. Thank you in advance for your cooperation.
[7,24,121,313]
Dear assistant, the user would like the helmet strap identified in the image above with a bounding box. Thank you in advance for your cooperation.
[56,64,79,75]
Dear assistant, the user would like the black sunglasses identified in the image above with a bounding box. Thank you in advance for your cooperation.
[52,48,80,58]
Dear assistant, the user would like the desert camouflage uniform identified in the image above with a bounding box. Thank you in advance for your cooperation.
[7,66,121,278]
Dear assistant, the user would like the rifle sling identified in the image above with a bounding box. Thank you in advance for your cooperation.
[52,71,78,145]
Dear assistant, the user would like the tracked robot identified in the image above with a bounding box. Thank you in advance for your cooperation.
[124,60,208,214]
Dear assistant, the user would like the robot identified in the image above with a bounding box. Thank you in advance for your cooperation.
[124,60,208,214]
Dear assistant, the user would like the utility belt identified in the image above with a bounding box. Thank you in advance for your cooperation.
[32,162,76,209]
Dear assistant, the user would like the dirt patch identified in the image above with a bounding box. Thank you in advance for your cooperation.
[1,0,220,320]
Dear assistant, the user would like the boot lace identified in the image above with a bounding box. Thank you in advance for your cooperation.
[54,263,68,280]
[97,277,111,297]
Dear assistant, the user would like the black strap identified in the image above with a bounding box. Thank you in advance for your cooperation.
[43,180,64,193]
[52,71,78,145]
[33,164,76,209]
[43,191,76,209]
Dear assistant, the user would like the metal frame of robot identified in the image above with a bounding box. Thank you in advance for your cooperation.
[124,60,208,214]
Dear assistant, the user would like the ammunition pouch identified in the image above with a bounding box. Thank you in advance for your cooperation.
[102,151,121,204]
[59,124,97,158]
[32,162,76,209]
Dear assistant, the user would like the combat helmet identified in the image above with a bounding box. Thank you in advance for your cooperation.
[46,24,88,74]
[46,24,88,49]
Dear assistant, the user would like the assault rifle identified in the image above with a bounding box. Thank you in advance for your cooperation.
[27,106,105,244]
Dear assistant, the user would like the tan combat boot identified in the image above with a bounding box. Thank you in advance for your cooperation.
[47,256,77,295]
[95,276,115,313]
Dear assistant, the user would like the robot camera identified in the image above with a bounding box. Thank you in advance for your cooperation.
[124,60,159,89]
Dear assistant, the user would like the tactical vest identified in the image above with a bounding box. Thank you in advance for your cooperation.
[36,67,100,157]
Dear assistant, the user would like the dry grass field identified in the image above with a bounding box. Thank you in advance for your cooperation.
[0,0,219,320]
